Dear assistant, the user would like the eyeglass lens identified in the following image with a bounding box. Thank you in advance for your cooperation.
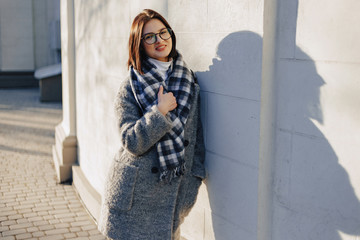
[143,28,172,44]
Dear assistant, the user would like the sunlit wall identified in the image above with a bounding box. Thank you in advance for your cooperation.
[68,0,360,239]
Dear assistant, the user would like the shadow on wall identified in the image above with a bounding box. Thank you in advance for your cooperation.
[274,46,360,239]
[196,31,262,238]
[195,31,360,239]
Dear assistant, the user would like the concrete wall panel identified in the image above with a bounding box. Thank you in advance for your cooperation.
[196,32,263,100]
[205,93,259,167]
[296,0,360,63]
[175,32,224,72]
[276,58,325,138]
[207,0,263,33]
[130,0,168,20]
[205,152,258,238]
[273,133,360,238]
[168,0,207,32]
[311,62,360,199]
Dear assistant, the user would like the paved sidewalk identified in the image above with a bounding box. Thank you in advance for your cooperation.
[0,88,105,240]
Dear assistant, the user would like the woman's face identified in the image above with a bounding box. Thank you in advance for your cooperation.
[142,19,172,62]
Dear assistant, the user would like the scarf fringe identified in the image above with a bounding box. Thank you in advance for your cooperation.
[159,163,186,183]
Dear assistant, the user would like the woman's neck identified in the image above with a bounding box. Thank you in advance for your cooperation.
[148,57,173,80]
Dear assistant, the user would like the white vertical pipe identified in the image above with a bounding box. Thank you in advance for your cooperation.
[60,0,76,136]
[257,0,279,239]
[67,0,76,136]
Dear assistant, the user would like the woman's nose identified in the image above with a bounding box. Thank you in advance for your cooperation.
[155,37,161,43]
[155,34,163,43]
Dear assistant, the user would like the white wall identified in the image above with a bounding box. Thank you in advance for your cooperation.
[74,0,129,197]
[74,1,263,239]
[71,0,360,239]
[169,1,264,239]
[272,0,360,239]
[33,0,61,68]
[0,0,34,71]
[0,0,60,71]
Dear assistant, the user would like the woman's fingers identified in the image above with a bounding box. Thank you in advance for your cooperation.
[158,85,164,96]
[157,86,177,115]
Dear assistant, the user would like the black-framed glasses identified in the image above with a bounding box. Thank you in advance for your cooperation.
[142,28,173,45]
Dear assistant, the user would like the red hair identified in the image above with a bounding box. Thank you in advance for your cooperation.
[127,9,177,74]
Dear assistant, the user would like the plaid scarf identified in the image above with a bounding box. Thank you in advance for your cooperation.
[129,53,194,182]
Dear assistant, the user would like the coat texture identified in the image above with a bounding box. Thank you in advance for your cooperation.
[98,77,206,240]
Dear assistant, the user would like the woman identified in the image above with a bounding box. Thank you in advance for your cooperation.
[98,9,206,240]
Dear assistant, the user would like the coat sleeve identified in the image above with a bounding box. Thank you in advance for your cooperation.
[115,80,173,156]
[191,91,207,180]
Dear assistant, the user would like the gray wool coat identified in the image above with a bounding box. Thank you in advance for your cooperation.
[98,77,206,240]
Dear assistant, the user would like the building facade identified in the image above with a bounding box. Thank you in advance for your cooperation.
[0,0,60,87]
[55,0,360,239]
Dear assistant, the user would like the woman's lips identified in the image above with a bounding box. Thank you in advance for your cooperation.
[155,44,166,51]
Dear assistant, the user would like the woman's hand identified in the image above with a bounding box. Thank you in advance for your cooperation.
[157,85,177,116]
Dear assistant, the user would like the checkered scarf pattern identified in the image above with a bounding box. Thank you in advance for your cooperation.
[129,53,194,182]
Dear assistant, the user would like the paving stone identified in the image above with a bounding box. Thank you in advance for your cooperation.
[60,217,76,223]
[28,216,44,222]
[1,207,15,212]
[26,226,39,233]
[0,88,104,239]
[75,215,91,221]
[17,208,33,214]
[69,227,81,233]
[45,228,69,235]
[89,235,107,240]
[0,225,10,232]
[7,214,23,220]
[32,206,54,212]
[39,235,64,240]
[42,215,55,221]
[2,228,27,237]
[35,202,51,208]
[1,220,17,226]
[5,202,19,207]
[0,236,16,240]
[0,211,18,217]
[33,220,49,227]
[76,231,89,237]
[15,233,33,239]
[14,204,35,210]
[89,229,102,235]
[38,225,55,231]
[53,204,69,210]
[81,224,97,231]
[75,212,88,217]
[37,211,50,216]
[49,209,72,215]
[64,233,77,238]
[9,222,33,230]
[55,222,71,229]
[70,220,94,227]
[23,212,38,218]
[32,231,46,237]
[54,212,77,219]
